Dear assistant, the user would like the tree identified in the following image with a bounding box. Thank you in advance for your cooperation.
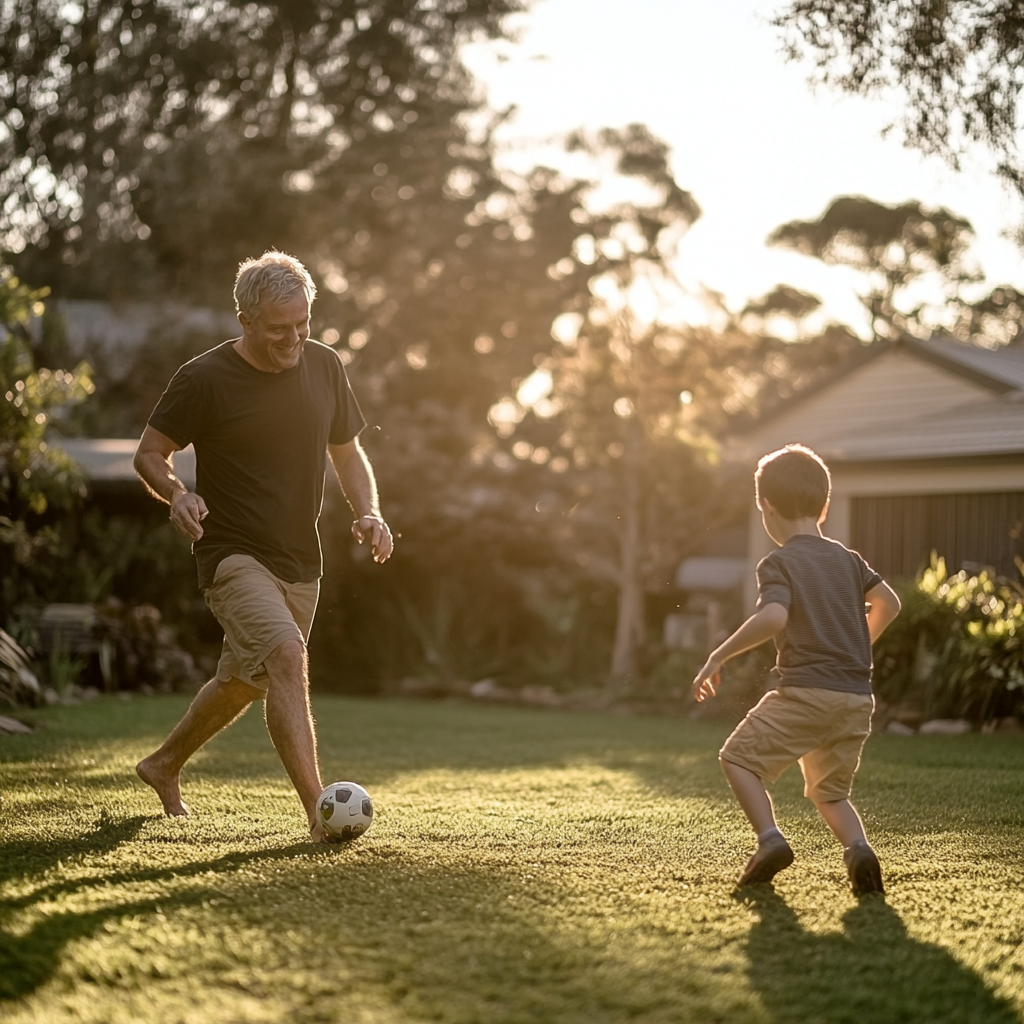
[481,125,742,689]
[0,266,93,621]
[767,195,980,340]
[772,0,1024,247]
[773,1,1024,184]
[951,284,1024,347]
[0,0,523,299]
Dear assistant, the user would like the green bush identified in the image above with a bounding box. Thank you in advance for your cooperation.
[874,556,1024,722]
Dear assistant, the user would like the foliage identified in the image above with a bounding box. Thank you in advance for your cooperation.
[0,0,523,299]
[950,284,1024,347]
[773,2,1024,175]
[768,195,980,340]
[0,266,94,622]
[2,696,1024,1022]
[874,556,1024,721]
[0,628,40,707]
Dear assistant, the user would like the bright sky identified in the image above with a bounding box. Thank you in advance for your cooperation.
[463,0,1024,337]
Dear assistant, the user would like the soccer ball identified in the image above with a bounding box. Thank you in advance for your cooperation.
[317,781,374,841]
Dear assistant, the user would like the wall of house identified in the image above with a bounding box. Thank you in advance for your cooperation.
[744,459,1024,610]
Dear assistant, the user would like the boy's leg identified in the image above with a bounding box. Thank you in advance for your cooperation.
[720,758,795,885]
[814,797,883,896]
[718,689,803,886]
[721,759,779,836]
[813,797,866,847]
[802,692,883,895]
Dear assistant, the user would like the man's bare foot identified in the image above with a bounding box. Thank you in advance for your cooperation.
[136,756,190,817]
[310,820,341,844]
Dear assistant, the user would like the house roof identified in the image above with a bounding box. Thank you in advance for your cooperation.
[53,438,196,490]
[819,390,1024,461]
[908,335,1024,392]
[730,336,1024,465]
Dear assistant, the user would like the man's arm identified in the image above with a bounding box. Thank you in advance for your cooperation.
[327,437,393,563]
[692,603,788,702]
[865,581,901,643]
[134,425,208,541]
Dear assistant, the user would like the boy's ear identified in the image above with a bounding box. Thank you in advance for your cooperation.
[817,498,830,524]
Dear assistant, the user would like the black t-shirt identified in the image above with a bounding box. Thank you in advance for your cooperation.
[149,339,366,589]
[755,534,884,694]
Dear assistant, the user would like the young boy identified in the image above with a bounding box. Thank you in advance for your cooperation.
[692,444,900,895]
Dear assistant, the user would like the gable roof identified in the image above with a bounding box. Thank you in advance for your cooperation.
[907,335,1024,392]
[728,336,1024,465]
[820,390,1024,462]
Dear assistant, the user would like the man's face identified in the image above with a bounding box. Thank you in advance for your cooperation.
[238,292,310,372]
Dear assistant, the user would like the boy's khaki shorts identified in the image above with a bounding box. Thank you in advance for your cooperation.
[719,686,874,803]
[203,553,319,691]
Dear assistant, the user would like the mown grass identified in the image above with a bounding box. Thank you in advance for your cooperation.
[1,695,1023,1024]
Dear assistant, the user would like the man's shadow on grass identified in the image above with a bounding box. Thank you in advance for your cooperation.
[0,815,317,1002]
[743,889,1018,1024]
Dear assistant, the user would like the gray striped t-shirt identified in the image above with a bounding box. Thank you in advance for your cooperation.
[755,533,884,694]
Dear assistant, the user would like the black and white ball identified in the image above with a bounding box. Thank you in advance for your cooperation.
[317,781,374,841]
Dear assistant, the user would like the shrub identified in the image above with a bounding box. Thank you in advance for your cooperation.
[874,556,1024,722]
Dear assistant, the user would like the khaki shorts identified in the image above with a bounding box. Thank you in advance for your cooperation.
[203,553,319,690]
[719,686,874,803]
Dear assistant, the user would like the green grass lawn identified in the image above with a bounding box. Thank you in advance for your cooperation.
[2,695,1023,1024]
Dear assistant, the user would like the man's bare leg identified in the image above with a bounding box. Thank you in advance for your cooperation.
[261,639,327,840]
[136,676,262,816]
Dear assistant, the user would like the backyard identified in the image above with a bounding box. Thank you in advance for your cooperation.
[2,695,1023,1024]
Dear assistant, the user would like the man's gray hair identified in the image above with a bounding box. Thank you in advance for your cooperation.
[234,251,317,320]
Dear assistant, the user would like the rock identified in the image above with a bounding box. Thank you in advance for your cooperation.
[397,677,447,699]
[885,720,916,736]
[520,686,563,708]
[919,718,972,735]
[469,679,515,701]
[0,714,32,734]
[981,716,1022,734]
[889,702,924,728]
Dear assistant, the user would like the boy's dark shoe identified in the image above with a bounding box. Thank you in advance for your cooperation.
[844,841,885,896]
[738,834,794,886]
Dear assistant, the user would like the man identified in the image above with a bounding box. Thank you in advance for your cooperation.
[133,251,393,842]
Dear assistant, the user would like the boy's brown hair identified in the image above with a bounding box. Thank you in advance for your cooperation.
[755,444,831,521]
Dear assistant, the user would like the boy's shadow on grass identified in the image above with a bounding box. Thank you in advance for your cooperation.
[743,889,1018,1024]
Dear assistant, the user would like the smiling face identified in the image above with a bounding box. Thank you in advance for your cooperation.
[236,291,310,373]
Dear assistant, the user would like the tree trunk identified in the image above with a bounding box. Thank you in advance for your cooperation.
[610,457,643,691]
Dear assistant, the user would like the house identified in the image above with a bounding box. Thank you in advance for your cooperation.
[47,299,238,368]
[726,336,1024,612]
[54,438,196,495]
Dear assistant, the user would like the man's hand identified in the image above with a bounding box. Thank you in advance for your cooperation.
[352,513,393,563]
[692,657,722,703]
[169,491,209,541]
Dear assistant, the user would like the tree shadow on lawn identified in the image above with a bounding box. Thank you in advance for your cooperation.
[743,888,1019,1024]
[0,816,315,1004]
[0,831,752,1022]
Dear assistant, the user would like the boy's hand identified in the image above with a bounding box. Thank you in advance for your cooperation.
[692,658,722,702]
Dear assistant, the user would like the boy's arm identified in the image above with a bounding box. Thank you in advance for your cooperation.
[865,581,901,642]
[692,602,788,702]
